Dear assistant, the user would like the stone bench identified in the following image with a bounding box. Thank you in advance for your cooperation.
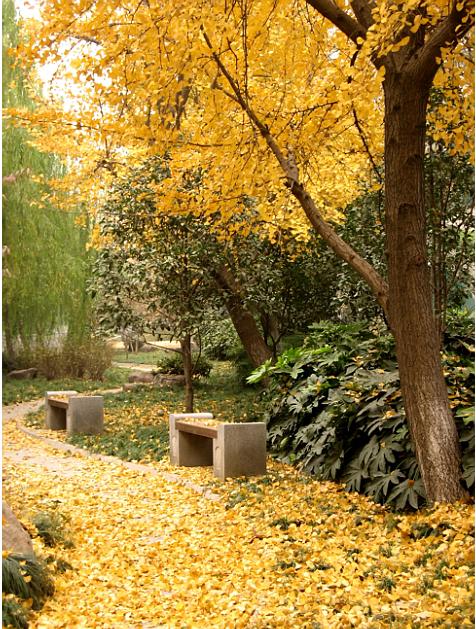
[169,413,266,480]
[45,391,104,435]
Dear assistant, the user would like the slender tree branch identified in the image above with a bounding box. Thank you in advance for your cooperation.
[411,0,475,82]
[201,26,390,314]
[304,0,366,44]
[351,105,383,183]
[70,34,101,45]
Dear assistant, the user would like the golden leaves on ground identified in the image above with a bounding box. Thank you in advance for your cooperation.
[3,418,474,628]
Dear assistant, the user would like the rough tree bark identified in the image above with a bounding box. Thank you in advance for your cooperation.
[383,74,466,501]
[305,0,472,502]
[212,267,273,367]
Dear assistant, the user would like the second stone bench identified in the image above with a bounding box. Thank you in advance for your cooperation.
[169,413,267,480]
[45,391,104,435]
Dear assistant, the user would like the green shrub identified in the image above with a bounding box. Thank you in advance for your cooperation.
[155,352,212,378]
[2,595,29,629]
[201,319,243,361]
[32,508,74,549]
[14,337,113,380]
[249,316,474,510]
[2,553,54,611]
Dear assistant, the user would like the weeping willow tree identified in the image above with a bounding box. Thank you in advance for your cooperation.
[2,0,91,365]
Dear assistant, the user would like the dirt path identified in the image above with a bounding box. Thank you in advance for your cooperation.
[112,361,156,372]
[2,386,124,425]
[2,398,45,423]
[2,398,220,499]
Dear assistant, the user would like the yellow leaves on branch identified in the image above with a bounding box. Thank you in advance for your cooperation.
[10,0,474,239]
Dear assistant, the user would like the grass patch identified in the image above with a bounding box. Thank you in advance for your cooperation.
[2,367,128,406]
[112,349,170,364]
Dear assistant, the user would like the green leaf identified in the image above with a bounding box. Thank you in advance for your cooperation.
[364,470,404,502]
[387,478,426,510]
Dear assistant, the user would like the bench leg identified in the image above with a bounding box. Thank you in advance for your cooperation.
[177,433,213,466]
[169,417,213,466]
[45,391,77,430]
[46,404,67,430]
[214,423,267,480]
[67,396,104,435]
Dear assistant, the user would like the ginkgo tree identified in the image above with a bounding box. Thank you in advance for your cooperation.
[11,0,474,503]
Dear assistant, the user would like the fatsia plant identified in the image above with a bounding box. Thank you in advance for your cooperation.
[249,316,475,510]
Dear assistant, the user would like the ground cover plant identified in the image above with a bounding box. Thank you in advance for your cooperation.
[112,348,170,365]
[250,313,475,510]
[3,417,474,628]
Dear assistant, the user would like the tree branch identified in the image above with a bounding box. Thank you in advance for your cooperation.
[350,0,375,30]
[201,26,389,316]
[70,33,101,45]
[304,0,366,44]
[351,105,383,183]
[412,0,475,82]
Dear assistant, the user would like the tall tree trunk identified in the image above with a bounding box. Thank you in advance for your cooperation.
[383,74,466,502]
[3,306,16,365]
[213,268,273,367]
[180,334,194,412]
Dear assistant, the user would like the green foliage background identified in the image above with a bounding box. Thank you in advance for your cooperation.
[2,0,91,364]
[250,313,474,510]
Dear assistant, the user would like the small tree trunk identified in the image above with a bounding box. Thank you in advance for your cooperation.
[180,334,194,412]
[3,306,16,365]
[229,304,273,367]
[213,268,273,367]
[384,74,466,503]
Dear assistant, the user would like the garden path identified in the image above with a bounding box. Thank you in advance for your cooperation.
[2,412,225,627]
[112,361,156,372]
[2,398,44,423]
[2,399,220,496]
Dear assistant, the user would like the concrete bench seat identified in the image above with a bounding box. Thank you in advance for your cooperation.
[169,413,266,480]
[45,391,104,435]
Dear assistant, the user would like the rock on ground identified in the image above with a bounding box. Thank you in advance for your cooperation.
[7,368,38,380]
[2,500,35,557]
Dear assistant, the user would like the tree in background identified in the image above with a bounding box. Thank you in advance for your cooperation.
[2,0,91,366]
[326,146,474,330]
[91,156,338,391]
